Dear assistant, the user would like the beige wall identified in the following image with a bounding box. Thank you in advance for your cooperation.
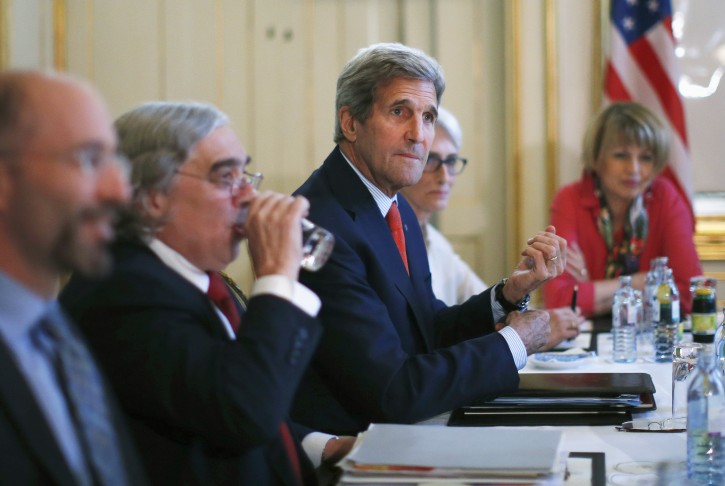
[2,0,721,300]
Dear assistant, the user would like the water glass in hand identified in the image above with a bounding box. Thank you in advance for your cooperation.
[300,218,334,272]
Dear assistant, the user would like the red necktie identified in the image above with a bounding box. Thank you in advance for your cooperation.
[279,422,304,485]
[386,202,409,273]
[207,274,302,483]
[206,272,241,332]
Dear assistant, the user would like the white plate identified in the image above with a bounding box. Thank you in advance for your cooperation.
[531,349,597,370]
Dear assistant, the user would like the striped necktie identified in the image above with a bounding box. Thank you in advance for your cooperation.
[32,312,128,486]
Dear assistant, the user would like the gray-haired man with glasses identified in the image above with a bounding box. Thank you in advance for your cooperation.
[61,101,351,485]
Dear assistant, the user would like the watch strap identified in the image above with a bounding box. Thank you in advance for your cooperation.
[495,278,530,312]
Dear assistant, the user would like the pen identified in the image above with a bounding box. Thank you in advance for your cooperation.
[570,285,578,312]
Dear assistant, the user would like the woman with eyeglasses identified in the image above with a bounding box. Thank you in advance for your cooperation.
[401,107,582,348]
[542,102,702,318]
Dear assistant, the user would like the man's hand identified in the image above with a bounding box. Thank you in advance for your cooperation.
[540,307,584,351]
[502,225,566,304]
[505,310,550,355]
[244,191,309,281]
[321,436,356,465]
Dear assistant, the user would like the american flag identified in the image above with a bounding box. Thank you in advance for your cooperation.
[604,0,693,218]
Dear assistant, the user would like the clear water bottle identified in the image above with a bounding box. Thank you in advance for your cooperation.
[687,350,725,483]
[643,257,669,353]
[612,276,640,363]
[654,268,680,362]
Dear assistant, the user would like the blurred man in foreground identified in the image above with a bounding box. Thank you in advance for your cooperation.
[0,70,146,484]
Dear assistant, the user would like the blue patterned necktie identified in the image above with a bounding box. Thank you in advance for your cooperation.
[32,311,128,486]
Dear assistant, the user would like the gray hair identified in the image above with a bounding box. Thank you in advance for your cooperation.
[114,101,229,239]
[435,106,463,151]
[582,102,670,173]
[334,42,445,143]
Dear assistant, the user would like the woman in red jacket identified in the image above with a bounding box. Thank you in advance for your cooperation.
[543,102,701,318]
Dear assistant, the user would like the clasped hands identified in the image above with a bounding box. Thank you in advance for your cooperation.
[501,225,568,355]
[501,225,566,304]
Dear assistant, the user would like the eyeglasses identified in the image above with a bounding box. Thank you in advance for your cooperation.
[0,144,129,175]
[615,418,686,433]
[424,153,467,175]
[175,166,263,196]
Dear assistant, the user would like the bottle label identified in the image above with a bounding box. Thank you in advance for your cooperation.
[627,305,638,324]
[708,396,725,433]
[692,313,717,335]
[652,298,660,323]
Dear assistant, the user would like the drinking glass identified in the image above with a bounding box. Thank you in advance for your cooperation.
[300,218,334,272]
[235,209,334,272]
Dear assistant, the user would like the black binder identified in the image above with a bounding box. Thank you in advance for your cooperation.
[448,372,656,427]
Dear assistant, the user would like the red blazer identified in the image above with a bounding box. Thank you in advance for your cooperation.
[543,174,701,317]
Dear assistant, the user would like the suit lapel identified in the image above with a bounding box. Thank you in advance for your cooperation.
[324,149,433,349]
[0,340,78,486]
[124,242,237,341]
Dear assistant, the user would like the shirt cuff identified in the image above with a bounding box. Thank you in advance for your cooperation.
[250,275,321,317]
[498,325,527,370]
[301,431,337,468]
[490,284,506,322]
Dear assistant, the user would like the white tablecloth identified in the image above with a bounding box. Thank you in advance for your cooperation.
[419,332,685,484]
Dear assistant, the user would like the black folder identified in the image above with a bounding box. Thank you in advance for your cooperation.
[448,372,656,427]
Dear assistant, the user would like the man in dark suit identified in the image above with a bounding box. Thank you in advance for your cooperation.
[293,43,567,435]
[0,71,147,484]
[61,102,349,485]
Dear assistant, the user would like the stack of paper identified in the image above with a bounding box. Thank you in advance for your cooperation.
[338,423,564,484]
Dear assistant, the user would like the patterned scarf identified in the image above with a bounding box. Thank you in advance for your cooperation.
[595,176,649,278]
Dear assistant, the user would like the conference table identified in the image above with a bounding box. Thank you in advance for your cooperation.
[417,328,687,485]
[322,326,689,485]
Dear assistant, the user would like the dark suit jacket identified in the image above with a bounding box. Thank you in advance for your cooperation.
[0,318,147,485]
[60,240,322,486]
[292,147,520,435]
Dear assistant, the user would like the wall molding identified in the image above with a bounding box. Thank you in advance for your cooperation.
[545,0,558,207]
[53,0,66,70]
[0,0,9,70]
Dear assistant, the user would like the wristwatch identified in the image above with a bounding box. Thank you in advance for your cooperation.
[494,278,530,312]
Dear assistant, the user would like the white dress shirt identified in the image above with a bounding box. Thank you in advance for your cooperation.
[0,272,92,486]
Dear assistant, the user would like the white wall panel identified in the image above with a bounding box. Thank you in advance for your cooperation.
[163,0,218,104]
[310,1,344,165]
[556,0,596,189]
[89,0,162,116]
[219,0,252,142]
[8,0,52,68]
[515,0,547,253]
